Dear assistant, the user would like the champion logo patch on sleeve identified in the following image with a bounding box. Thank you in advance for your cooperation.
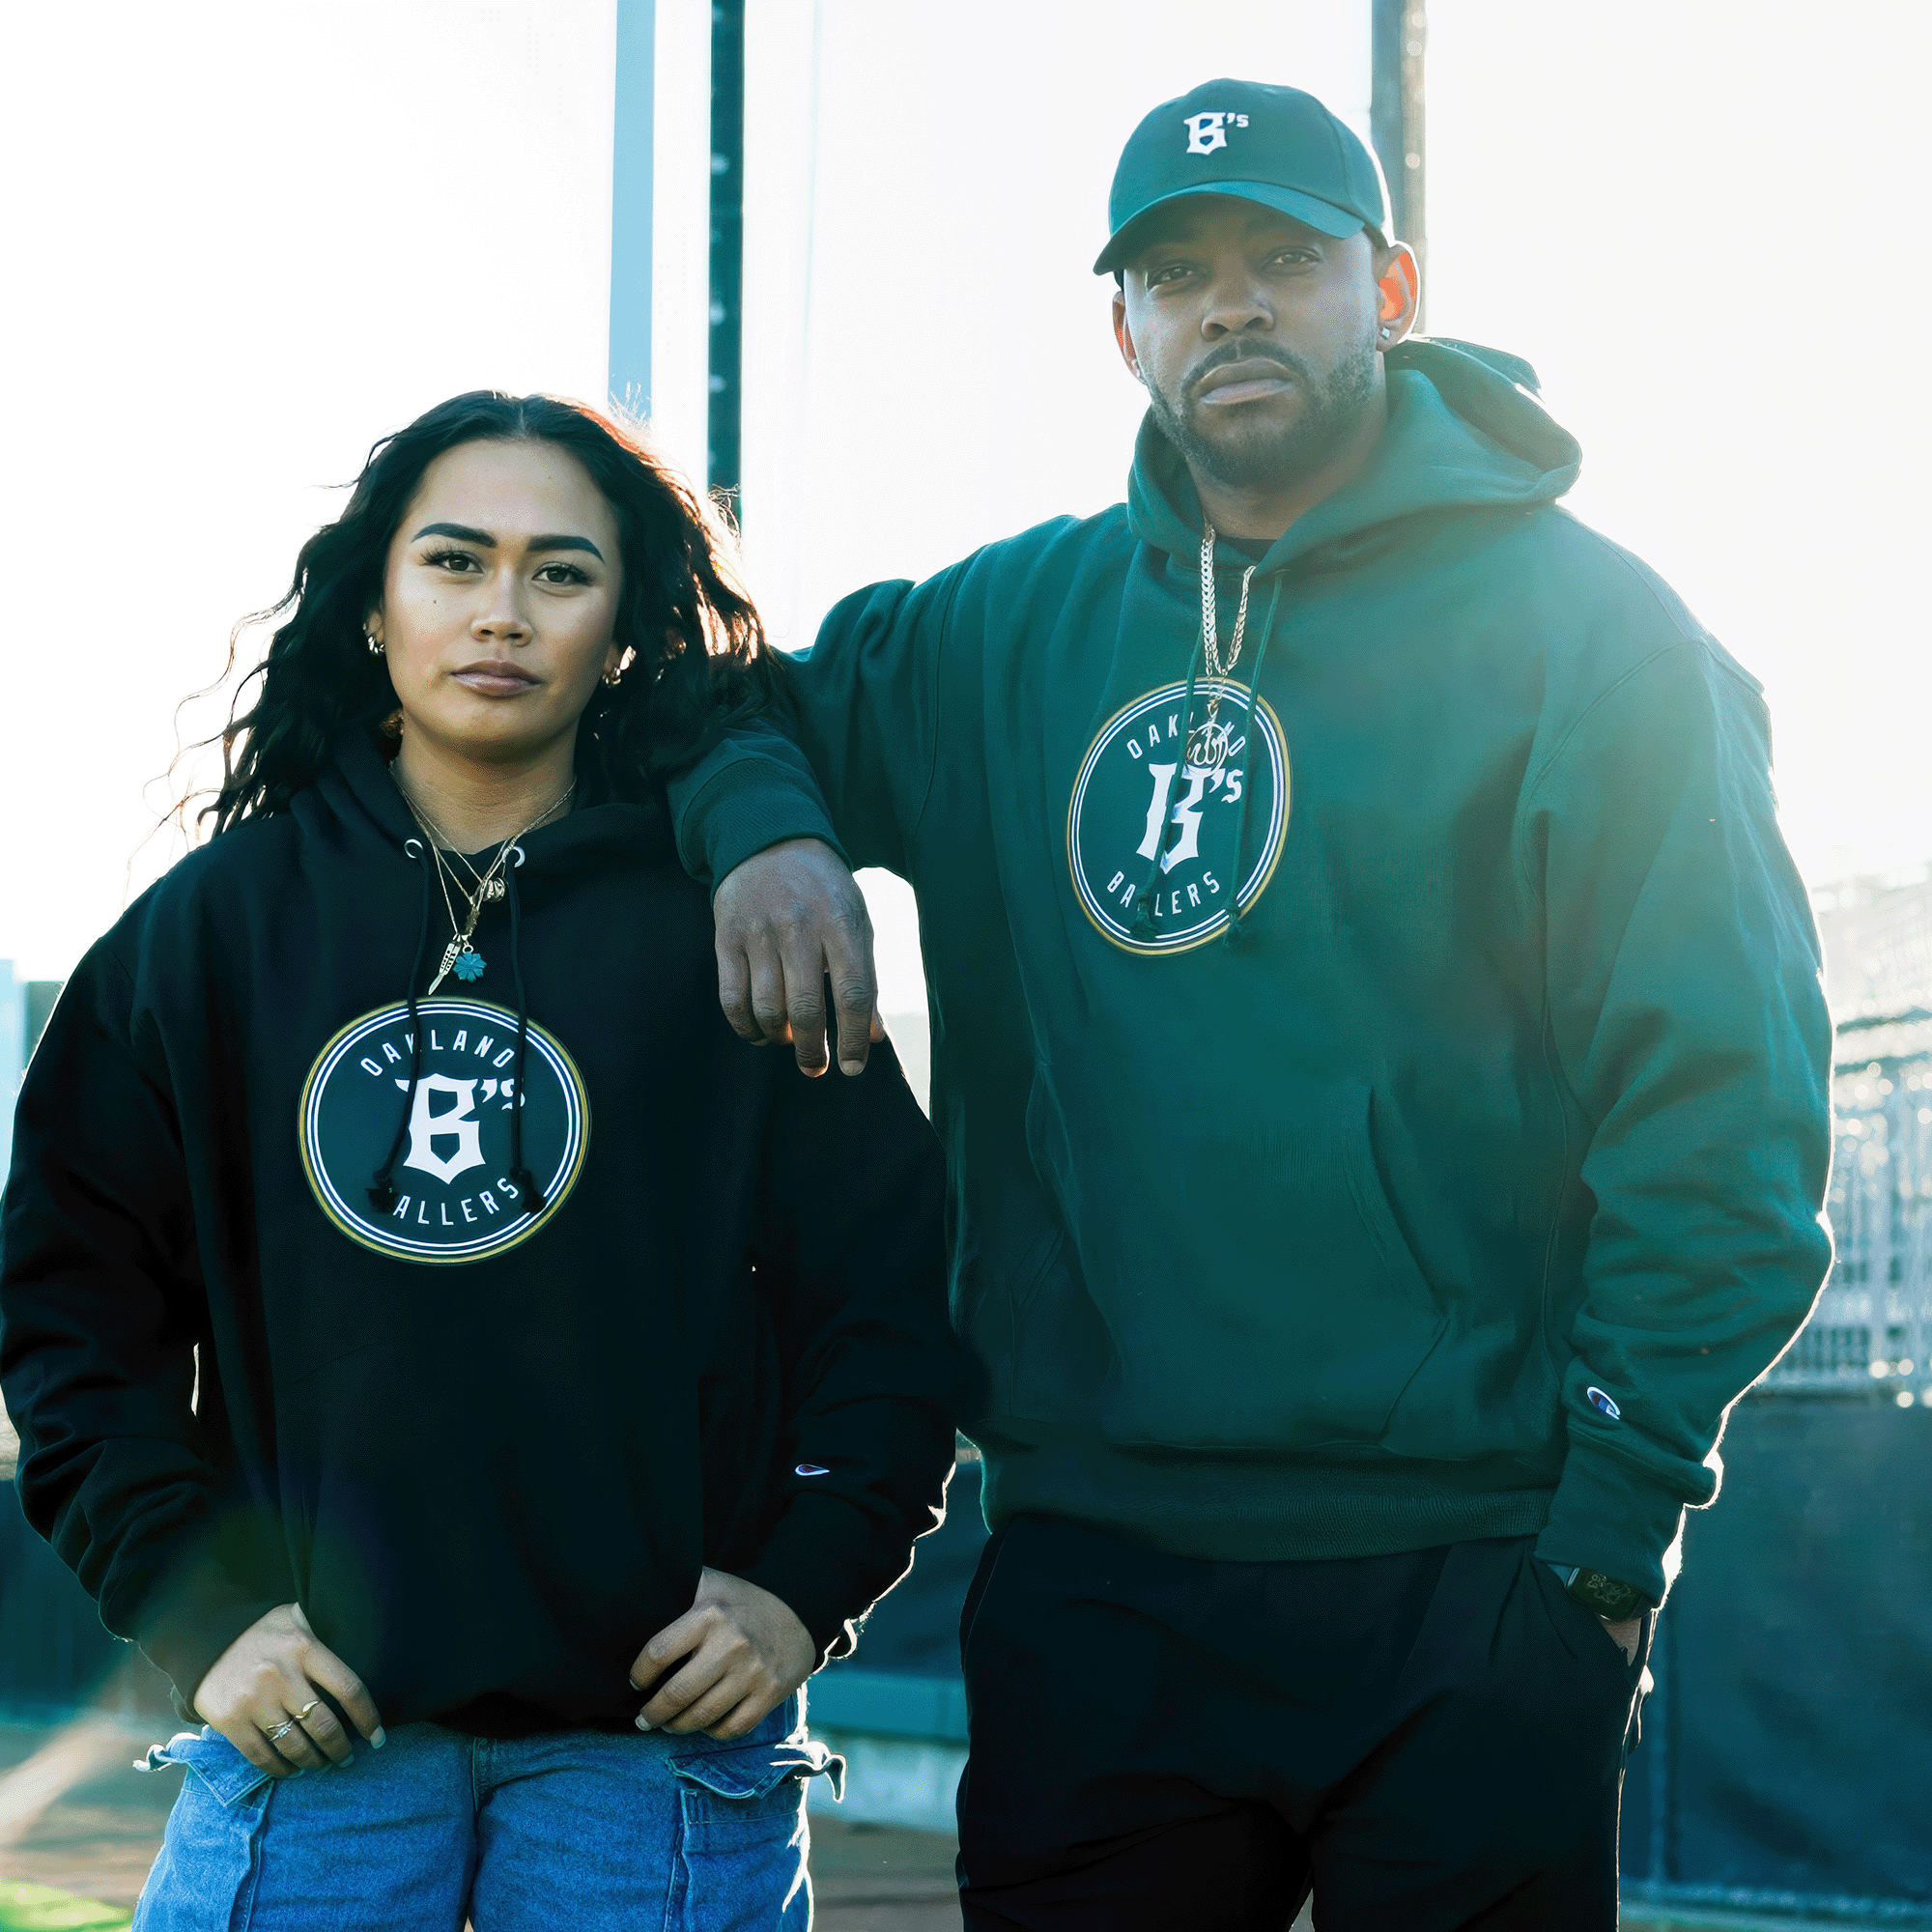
[1586,1386,1622,1420]
[794,1463,831,1477]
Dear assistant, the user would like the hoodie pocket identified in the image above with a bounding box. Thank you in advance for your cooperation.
[1069,1077,1448,1452]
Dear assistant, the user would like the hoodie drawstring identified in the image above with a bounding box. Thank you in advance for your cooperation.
[504,855,546,1214]
[368,839,437,1213]
[1222,576,1283,951]
[1128,639,1207,945]
[370,835,544,1219]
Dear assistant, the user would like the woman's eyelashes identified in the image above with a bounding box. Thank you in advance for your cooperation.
[417,547,591,586]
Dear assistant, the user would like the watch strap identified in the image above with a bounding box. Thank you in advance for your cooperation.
[1565,1567,1645,1621]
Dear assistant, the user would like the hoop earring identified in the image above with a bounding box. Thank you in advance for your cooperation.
[601,668,622,687]
[365,630,385,656]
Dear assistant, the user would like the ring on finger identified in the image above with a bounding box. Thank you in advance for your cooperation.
[267,1717,306,1745]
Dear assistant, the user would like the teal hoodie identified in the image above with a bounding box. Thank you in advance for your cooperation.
[668,340,1833,1602]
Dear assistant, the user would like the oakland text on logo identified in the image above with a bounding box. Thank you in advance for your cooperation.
[1067,680,1290,954]
[299,1000,588,1264]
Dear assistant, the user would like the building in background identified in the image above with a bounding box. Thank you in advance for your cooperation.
[1787,876,1932,1404]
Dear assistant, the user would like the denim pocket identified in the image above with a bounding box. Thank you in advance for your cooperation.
[132,1729,273,1930]
[141,1726,276,1807]
[666,1734,841,1931]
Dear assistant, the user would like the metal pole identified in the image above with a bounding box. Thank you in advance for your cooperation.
[609,0,657,417]
[1371,0,1427,330]
[707,0,746,500]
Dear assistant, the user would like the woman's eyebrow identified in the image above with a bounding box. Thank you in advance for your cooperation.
[410,522,604,562]
[412,521,495,545]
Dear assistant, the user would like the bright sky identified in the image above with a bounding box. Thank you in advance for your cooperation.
[3,0,1926,999]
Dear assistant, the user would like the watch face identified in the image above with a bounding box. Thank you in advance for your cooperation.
[1572,1570,1642,1620]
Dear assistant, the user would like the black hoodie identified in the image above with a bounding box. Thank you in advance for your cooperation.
[0,731,959,1732]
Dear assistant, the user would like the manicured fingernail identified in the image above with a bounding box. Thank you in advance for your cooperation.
[371,1728,386,1748]
[635,1714,654,1732]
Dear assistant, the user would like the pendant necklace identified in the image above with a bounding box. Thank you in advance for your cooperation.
[392,774,577,996]
[1187,525,1258,774]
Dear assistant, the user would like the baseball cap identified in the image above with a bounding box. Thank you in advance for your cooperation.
[1094,78,1392,276]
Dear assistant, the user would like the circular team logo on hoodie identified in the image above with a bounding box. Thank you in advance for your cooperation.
[298,1000,589,1264]
[1067,680,1290,953]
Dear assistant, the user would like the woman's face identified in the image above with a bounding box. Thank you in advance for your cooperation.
[368,438,625,768]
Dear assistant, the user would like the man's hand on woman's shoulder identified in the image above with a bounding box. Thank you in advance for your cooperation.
[711,838,881,1077]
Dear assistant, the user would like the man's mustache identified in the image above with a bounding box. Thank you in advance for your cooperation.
[1183,341,1313,399]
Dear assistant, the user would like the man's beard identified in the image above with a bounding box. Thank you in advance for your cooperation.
[1144,334,1378,495]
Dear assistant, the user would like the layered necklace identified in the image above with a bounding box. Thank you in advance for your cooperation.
[1186,524,1260,774]
[392,771,577,996]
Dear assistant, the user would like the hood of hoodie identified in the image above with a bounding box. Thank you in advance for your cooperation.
[1125,335,1581,576]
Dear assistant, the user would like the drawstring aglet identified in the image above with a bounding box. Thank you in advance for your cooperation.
[367,1179,399,1213]
[512,1168,546,1214]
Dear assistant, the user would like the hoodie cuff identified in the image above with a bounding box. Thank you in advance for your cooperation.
[129,1572,285,1719]
[677,757,848,888]
[737,1491,904,1663]
[1533,1435,1688,1605]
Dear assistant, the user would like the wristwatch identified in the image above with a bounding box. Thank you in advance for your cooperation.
[1548,1563,1647,1622]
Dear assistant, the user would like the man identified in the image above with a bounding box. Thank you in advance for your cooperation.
[667,79,1833,1929]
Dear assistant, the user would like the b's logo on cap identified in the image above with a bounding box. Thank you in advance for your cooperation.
[1067,680,1290,954]
[299,999,588,1264]
[1183,110,1250,156]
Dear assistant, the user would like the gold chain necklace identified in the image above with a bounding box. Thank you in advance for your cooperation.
[392,773,577,995]
[1188,525,1258,772]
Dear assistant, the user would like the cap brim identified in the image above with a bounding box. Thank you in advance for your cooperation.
[1093,182,1365,275]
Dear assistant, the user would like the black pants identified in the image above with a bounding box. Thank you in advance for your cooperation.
[954,1516,1648,1931]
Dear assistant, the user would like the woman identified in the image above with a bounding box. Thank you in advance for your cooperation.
[0,392,959,1928]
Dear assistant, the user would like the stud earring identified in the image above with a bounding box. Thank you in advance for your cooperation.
[1379,326,1393,340]
[364,629,384,656]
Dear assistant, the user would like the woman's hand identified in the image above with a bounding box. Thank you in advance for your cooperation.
[630,1569,815,1740]
[192,1603,385,1775]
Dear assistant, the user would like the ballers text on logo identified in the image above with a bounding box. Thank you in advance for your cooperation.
[1184,111,1249,156]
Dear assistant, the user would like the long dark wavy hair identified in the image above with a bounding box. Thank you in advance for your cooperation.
[201,391,781,833]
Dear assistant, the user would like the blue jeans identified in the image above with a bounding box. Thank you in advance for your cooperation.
[130,1696,840,1930]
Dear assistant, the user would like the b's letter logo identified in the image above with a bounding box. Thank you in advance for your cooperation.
[1183,111,1249,156]
[403,1074,484,1184]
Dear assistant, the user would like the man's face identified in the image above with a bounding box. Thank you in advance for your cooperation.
[1115,199,1385,495]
